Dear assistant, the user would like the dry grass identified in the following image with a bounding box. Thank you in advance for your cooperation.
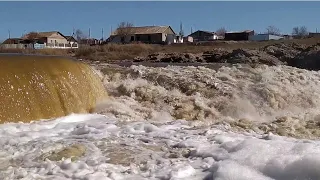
[75,43,158,61]
[1,37,320,62]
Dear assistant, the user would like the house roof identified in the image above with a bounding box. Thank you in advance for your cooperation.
[196,30,215,34]
[37,31,59,37]
[226,30,254,34]
[112,26,176,35]
[309,32,320,35]
[188,30,216,36]
[64,36,78,42]
[2,38,23,44]
[254,33,283,36]
[22,31,66,39]
[2,38,48,44]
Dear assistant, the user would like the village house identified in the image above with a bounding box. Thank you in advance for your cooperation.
[1,31,78,49]
[24,31,79,49]
[108,26,176,44]
[187,30,220,42]
[308,32,320,38]
[224,30,255,41]
[1,38,34,49]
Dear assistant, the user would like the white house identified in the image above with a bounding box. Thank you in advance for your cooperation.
[22,31,79,49]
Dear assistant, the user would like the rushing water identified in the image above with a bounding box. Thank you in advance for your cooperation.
[94,63,320,139]
[0,54,107,123]
[2,62,320,179]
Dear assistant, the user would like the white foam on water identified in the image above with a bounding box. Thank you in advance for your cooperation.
[97,64,320,126]
[1,113,320,179]
[2,64,320,179]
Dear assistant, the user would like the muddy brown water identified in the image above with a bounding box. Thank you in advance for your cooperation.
[0,54,108,123]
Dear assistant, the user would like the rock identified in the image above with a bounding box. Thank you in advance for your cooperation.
[230,118,254,130]
[129,42,320,70]
[202,49,232,63]
[262,43,304,62]
[288,43,320,70]
[222,49,284,66]
[133,56,144,62]
[40,144,86,162]
[133,52,204,63]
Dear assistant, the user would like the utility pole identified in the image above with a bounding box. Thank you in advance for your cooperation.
[179,21,184,37]
[8,30,11,39]
[102,28,104,41]
[88,28,91,45]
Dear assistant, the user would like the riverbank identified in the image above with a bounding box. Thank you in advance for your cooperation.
[1,37,320,67]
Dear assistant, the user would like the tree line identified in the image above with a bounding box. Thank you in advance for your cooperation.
[265,25,309,38]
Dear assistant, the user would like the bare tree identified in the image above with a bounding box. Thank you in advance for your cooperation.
[299,26,308,36]
[266,25,281,35]
[292,27,299,36]
[116,21,134,43]
[74,29,87,41]
[216,27,227,36]
[292,26,309,38]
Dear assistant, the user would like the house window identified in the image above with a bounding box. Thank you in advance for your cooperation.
[130,36,134,41]
[121,37,125,43]
[137,36,140,41]
[147,35,151,41]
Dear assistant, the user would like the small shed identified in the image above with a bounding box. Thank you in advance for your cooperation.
[183,36,193,43]
[188,30,218,42]
[309,32,320,38]
[249,34,284,41]
[224,30,254,41]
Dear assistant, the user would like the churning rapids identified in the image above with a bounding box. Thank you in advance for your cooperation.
[2,63,320,180]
